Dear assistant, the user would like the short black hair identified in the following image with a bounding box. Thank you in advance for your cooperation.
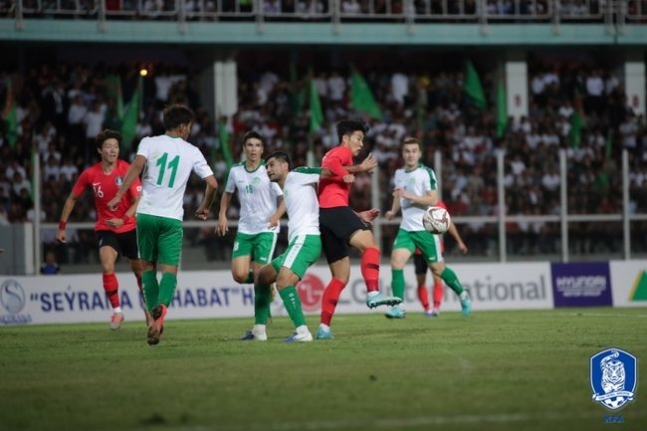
[95,129,122,150]
[242,130,264,146]
[162,104,195,131]
[265,150,291,171]
[337,119,369,143]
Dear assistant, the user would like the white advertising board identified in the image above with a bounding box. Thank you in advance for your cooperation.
[610,261,647,308]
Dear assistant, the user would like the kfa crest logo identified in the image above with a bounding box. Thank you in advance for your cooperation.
[115,176,124,186]
[590,348,637,411]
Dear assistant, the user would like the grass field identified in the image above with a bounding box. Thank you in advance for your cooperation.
[1,308,646,431]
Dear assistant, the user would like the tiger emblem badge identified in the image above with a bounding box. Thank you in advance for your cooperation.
[591,348,637,411]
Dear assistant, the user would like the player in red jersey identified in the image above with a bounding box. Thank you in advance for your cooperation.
[315,119,401,340]
[413,201,468,316]
[56,130,146,330]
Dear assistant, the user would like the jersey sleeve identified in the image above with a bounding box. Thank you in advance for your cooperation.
[136,137,151,159]
[129,176,142,199]
[292,167,321,185]
[192,148,215,179]
[322,152,348,178]
[70,169,89,197]
[424,166,438,191]
[224,167,236,193]
[271,181,283,197]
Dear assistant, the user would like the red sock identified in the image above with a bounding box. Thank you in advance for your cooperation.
[360,247,380,293]
[320,278,346,326]
[433,280,444,308]
[417,285,430,311]
[103,273,120,308]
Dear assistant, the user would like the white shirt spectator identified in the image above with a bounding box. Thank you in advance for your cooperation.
[391,72,409,105]
[68,99,87,125]
[541,171,561,192]
[341,0,361,14]
[531,76,545,94]
[6,163,27,181]
[619,117,638,149]
[83,110,104,139]
[327,73,346,102]
[59,160,79,182]
[586,74,604,96]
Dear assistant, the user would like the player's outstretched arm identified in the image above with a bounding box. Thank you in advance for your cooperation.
[195,175,219,220]
[447,222,468,254]
[385,190,402,220]
[399,189,439,207]
[107,155,146,210]
[345,153,377,174]
[56,193,79,244]
[268,198,286,229]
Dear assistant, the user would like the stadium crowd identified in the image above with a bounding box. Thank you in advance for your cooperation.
[1,55,646,264]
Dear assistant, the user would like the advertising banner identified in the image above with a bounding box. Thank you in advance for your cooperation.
[550,262,613,308]
[610,261,647,308]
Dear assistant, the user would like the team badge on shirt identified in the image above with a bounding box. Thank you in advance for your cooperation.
[115,176,124,186]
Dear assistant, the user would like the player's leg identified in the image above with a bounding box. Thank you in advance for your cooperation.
[240,262,277,341]
[317,220,349,340]
[119,229,152,325]
[136,214,161,316]
[146,216,183,345]
[231,232,254,284]
[97,232,124,329]
[422,233,471,316]
[252,232,279,321]
[277,234,321,342]
[431,274,444,317]
[385,229,414,319]
[413,253,432,316]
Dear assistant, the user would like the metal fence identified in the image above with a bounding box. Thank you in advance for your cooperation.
[25,148,646,275]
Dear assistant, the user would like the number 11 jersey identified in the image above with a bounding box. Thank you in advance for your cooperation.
[136,135,214,221]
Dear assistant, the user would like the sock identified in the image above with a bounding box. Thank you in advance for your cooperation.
[390,268,405,300]
[254,284,272,325]
[417,284,430,311]
[244,270,254,284]
[440,267,464,296]
[360,247,380,293]
[433,279,444,308]
[279,286,307,328]
[141,270,159,312]
[253,324,266,335]
[103,273,120,309]
[158,272,178,307]
[113,306,122,314]
[320,278,346,326]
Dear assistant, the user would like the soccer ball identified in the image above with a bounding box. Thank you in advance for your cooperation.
[422,206,451,234]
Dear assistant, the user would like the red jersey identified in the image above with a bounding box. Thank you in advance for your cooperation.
[318,146,354,208]
[71,160,141,233]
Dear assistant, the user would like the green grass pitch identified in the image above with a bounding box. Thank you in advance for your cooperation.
[1,308,646,431]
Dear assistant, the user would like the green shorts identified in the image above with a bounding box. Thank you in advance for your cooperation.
[271,234,322,279]
[232,231,278,264]
[392,228,444,263]
[136,213,183,266]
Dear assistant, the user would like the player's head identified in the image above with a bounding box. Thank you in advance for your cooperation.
[95,129,122,163]
[401,137,422,168]
[242,130,264,164]
[163,104,195,140]
[265,151,291,183]
[337,119,368,156]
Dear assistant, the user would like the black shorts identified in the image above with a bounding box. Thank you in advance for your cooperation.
[319,206,370,264]
[413,253,427,275]
[97,229,139,260]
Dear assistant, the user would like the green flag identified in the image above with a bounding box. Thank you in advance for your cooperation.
[350,70,383,120]
[496,75,507,138]
[309,78,323,133]
[121,77,142,148]
[568,91,586,148]
[218,118,233,168]
[106,74,124,119]
[3,78,18,148]
[465,61,486,110]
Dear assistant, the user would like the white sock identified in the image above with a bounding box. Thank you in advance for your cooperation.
[113,306,122,314]
[367,291,379,298]
[319,323,330,331]
[460,291,469,300]
[253,324,266,334]
[296,325,309,334]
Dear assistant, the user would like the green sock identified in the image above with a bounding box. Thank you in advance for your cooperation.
[391,269,405,300]
[279,286,306,328]
[244,270,254,284]
[158,272,178,307]
[440,267,464,296]
[142,270,159,312]
[254,284,271,325]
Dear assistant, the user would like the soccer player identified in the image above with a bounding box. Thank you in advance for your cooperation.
[56,129,144,330]
[384,137,471,319]
[216,131,285,328]
[108,105,218,345]
[239,151,336,342]
[316,119,401,340]
[413,206,468,316]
